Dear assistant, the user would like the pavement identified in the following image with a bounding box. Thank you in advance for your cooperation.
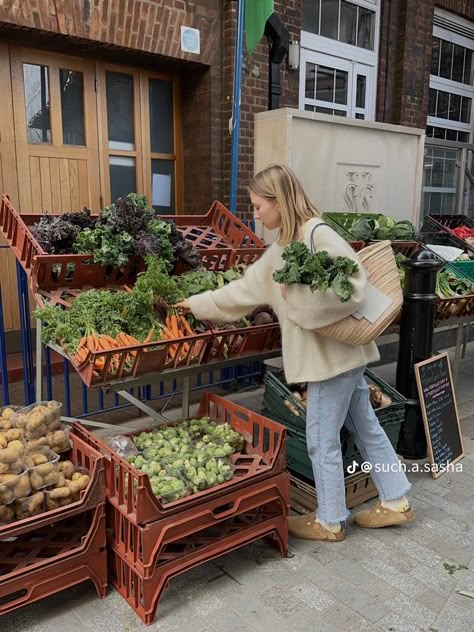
[2,344,474,632]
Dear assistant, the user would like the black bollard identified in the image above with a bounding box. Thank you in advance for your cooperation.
[396,249,443,459]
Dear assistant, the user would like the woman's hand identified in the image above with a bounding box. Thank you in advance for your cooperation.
[173,299,191,313]
[280,284,287,300]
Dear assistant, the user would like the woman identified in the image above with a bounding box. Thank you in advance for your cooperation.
[175,164,415,542]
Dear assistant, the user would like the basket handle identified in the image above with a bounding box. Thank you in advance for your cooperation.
[309,222,334,254]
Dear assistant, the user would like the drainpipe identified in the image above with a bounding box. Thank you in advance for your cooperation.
[264,15,289,111]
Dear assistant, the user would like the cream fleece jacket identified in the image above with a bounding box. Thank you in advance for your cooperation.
[188,218,380,383]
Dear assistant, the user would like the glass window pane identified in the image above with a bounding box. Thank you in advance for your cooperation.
[316,66,335,102]
[339,1,357,46]
[426,126,434,137]
[464,49,473,85]
[428,88,437,117]
[149,79,174,154]
[333,109,347,117]
[24,64,51,144]
[106,72,134,150]
[355,113,364,120]
[452,44,465,83]
[60,69,85,146]
[437,90,449,119]
[432,126,446,140]
[446,128,458,141]
[457,131,469,143]
[320,0,339,41]
[461,96,471,124]
[357,7,375,50]
[109,156,136,202]
[305,104,317,112]
[439,40,453,79]
[305,63,316,99]
[334,69,348,105]
[448,93,461,121]
[302,0,320,34]
[315,106,335,114]
[356,75,366,109]
[151,159,175,214]
[431,37,440,76]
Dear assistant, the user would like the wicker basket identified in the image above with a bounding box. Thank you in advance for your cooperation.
[317,240,403,345]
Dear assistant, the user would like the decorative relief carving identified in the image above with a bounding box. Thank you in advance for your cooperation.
[344,171,374,213]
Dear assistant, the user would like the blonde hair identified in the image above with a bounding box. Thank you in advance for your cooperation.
[248,164,320,245]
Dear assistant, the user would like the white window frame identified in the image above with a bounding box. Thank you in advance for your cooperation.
[299,0,379,122]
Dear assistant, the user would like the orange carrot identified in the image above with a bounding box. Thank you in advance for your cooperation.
[180,316,195,337]
[143,328,154,344]
[169,314,180,337]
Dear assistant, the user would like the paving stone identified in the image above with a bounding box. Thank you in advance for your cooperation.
[424,537,474,568]
[389,536,443,568]
[305,543,345,565]
[449,591,474,611]
[290,581,336,611]
[327,580,389,623]
[409,563,459,598]
[317,602,373,630]
[259,584,305,617]
[359,577,398,602]
[375,612,425,632]
[415,588,448,614]
[432,602,474,631]
[360,557,426,597]
[383,593,437,629]
[443,490,472,506]
[300,560,355,593]
[327,559,379,586]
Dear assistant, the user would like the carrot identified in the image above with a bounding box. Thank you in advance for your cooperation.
[168,314,180,338]
[100,334,120,347]
[161,327,176,340]
[180,316,195,337]
[143,328,154,344]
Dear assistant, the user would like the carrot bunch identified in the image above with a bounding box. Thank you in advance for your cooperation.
[74,331,146,375]
[160,312,200,362]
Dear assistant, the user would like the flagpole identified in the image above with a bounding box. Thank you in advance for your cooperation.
[229,0,245,214]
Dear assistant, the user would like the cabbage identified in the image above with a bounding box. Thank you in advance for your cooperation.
[350,217,379,242]
[375,216,396,240]
[394,220,415,240]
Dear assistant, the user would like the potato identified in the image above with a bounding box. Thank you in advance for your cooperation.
[56,474,66,488]
[0,419,12,431]
[31,453,49,466]
[14,473,31,498]
[1,408,15,420]
[14,491,44,519]
[0,473,17,483]
[0,435,7,450]
[59,460,75,479]
[0,503,14,523]
[66,475,89,495]
[5,429,23,442]
[49,486,72,500]
[0,472,30,504]
[13,413,28,428]
[46,430,70,453]
[7,440,24,452]
[26,437,48,450]
[0,447,21,463]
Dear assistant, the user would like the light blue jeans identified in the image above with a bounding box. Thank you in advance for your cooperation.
[306,365,411,523]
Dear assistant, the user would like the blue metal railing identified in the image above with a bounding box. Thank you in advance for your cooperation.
[0,256,262,417]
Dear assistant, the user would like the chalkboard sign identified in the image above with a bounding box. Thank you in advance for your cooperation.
[415,353,464,479]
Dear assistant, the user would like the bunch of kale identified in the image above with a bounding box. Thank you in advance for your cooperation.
[31,208,95,253]
[273,241,359,303]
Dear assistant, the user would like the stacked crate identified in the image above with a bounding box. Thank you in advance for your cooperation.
[72,393,289,625]
[0,432,107,616]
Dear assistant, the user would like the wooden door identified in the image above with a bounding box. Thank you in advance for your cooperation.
[10,48,101,213]
[0,43,20,330]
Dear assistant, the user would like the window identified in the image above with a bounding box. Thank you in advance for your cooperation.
[23,64,51,143]
[303,0,375,51]
[422,11,474,218]
[300,0,378,120]
[60,69,85,146]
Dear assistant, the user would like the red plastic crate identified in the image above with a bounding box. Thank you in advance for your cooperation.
[435,294,474,323]
[0,431,105,539]
[107,472,289,578]
[205,322,282,362]
[0,505,106,615]
[108,512,287,625]
[71,393,287,525]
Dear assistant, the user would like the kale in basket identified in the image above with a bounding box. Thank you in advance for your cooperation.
[31,208,95,253]
[273,241,359,302]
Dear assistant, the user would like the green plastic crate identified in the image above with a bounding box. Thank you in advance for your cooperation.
[263,368,405,434]
[446,260,474,282]
[322,212,382,241]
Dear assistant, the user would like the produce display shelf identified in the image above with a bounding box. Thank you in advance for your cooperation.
[0,505,106,615]
[322,211,382,241]
[106,472,289,579]
[289,471,378,514]
[420,216,474,257]
[0,432,105,538]
[0,504,105,578]
[108,512,287,625]
[71,393,287,526]
[0,195,266,293]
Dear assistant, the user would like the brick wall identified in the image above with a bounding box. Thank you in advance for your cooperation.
[222,1,301,221]
[436,0,474,19]
[377,0,435,129]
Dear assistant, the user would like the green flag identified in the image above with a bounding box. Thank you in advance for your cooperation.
[245,0,274,55]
